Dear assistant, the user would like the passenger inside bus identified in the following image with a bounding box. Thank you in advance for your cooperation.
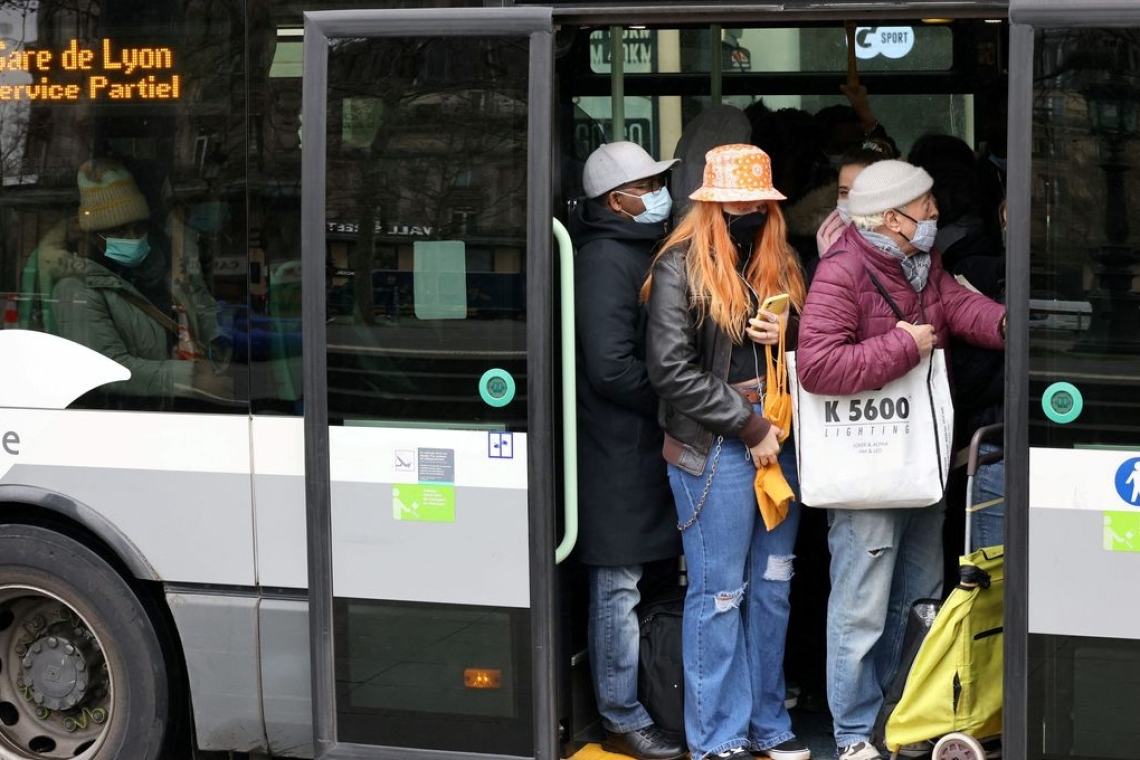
[49,158,234,404]
[794,158,1007,760]
[570,140,684,760]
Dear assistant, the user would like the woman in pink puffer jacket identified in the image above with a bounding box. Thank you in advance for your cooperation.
[795,160,1004,760]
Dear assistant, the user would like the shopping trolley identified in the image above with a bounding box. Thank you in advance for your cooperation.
[884,424,1005,760]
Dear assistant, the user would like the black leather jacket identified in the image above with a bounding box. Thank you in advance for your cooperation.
[645,247,770,476]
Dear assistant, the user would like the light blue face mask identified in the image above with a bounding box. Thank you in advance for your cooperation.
[617,186,672,224]
[836,199,851,224]
[896,210,938,253]
[103,234,151,268]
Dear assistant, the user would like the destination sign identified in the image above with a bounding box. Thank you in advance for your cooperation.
[0,39,182,102]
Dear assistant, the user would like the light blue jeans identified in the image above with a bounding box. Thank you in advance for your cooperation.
[970,442,1005,552]
[668,427,801,759]
[825,504,944,749]
[588,563,654,733]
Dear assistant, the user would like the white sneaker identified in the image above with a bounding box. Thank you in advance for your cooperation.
[837,742,882,760]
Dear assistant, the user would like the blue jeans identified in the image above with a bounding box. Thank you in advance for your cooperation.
[825,504,944,748]
[668,429,801,759]
[970,442,1005,552]
[588,563,654,733]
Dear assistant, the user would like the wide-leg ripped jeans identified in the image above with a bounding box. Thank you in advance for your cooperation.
[825,503,945,748]
[668,430,801,759]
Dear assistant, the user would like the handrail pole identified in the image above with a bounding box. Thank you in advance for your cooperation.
[553,218,579,564]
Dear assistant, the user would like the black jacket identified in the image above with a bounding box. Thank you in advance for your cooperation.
[570,199,681,566]
[938,220,1006,444]
[645,246,774,477]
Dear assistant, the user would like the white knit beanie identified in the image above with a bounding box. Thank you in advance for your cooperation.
[846,160,933,216]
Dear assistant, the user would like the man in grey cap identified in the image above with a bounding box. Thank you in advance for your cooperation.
[570,141,685,760]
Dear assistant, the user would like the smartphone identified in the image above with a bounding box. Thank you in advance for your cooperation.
[759,293,790,315]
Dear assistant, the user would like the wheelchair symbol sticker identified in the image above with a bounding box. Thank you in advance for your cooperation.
[1115,457,1140,507]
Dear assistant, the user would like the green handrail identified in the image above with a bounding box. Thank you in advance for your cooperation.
[553,217,579,564]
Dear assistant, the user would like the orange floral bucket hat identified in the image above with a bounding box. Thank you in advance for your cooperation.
[688,143,786,203]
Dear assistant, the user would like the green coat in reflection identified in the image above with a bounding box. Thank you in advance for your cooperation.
[52,230,221,401]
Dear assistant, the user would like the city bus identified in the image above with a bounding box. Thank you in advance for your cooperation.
[0,0,1137,759]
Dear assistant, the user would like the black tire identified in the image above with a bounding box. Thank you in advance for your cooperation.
[0,523,169,760]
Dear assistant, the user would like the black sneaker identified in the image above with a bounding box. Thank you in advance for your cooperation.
[602,725,687,760]
[763,738,811,760]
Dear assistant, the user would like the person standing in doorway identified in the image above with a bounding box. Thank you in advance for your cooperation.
[643,143,811,760]
[795,160,1006,760]
[571,141,686,760]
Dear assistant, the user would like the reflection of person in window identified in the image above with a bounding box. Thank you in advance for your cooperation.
[53,159,232,401]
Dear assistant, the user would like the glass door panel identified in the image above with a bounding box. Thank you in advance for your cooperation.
[303,9,552,758]
[1027,25,1140,760]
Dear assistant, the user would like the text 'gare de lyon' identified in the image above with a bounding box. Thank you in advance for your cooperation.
[0,39,181,101]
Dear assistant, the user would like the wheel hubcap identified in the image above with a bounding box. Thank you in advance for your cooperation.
[0,588,112,759]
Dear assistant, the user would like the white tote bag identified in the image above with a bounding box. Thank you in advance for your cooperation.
[787,349,954,509]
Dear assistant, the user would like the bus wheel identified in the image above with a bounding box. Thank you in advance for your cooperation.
[0,524,169,760]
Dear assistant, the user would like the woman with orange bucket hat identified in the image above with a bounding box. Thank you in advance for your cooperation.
[641,144,810,760]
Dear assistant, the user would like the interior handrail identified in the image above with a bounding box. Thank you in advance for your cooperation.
[553,217,579,564]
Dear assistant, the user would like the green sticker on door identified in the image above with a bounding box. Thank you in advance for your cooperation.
[393,484,455,522]
[393,447,456,522]
[1104,511,1140,553]
[479,368,516,407]
[1042,381,1083,424]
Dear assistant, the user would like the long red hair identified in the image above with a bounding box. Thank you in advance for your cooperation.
[641,200,806,343]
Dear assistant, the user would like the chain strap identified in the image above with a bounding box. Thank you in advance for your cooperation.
[677,435,723,531]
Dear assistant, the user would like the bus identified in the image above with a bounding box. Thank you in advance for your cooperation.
[0,0,1137,759]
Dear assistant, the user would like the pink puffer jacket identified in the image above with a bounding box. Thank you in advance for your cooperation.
[797,224,1005,395]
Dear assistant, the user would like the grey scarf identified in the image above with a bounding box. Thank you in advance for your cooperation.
[858,229,931,292]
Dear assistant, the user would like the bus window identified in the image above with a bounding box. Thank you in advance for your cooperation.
[0,1,248,413]
[320,35,528,429]
[589,26,954,76]
[575,23,981,167]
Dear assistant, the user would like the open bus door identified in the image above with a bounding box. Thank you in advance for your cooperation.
[300,8,559,759]
[1009,1,1140,758]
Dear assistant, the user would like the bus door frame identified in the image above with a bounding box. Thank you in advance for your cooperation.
[1006,2,1140,758]
[300,8,556,759]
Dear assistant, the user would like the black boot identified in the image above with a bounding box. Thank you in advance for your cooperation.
[602,725,688,760]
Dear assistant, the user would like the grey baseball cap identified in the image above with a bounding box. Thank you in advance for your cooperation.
[582,141,679,199]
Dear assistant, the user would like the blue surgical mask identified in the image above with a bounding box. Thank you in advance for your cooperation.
[896,210,938,253]
[618,186,672,224]
[836,199,851,224]
[103,234,151,267]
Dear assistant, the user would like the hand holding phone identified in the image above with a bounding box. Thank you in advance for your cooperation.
[759,293,790,316]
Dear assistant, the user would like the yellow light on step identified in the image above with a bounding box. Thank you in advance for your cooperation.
[464,668,503,689]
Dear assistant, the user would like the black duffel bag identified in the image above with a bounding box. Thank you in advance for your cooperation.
[637,586,686,741]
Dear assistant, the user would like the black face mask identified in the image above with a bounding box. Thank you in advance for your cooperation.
[723,211,768,246]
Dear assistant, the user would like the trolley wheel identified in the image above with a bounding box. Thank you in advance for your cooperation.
[0,524,169,760]
[933,732,986,760]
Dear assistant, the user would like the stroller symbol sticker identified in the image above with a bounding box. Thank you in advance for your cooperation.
[1115,458,1140,506]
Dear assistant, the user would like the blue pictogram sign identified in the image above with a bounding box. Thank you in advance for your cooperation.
[1114,457,1140,506]
[488,431,514,459]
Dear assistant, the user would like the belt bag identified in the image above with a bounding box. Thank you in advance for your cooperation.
[787,349,954,509]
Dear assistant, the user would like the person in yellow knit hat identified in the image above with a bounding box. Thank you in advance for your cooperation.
[51,158,232,403]
[641,144,809,760]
